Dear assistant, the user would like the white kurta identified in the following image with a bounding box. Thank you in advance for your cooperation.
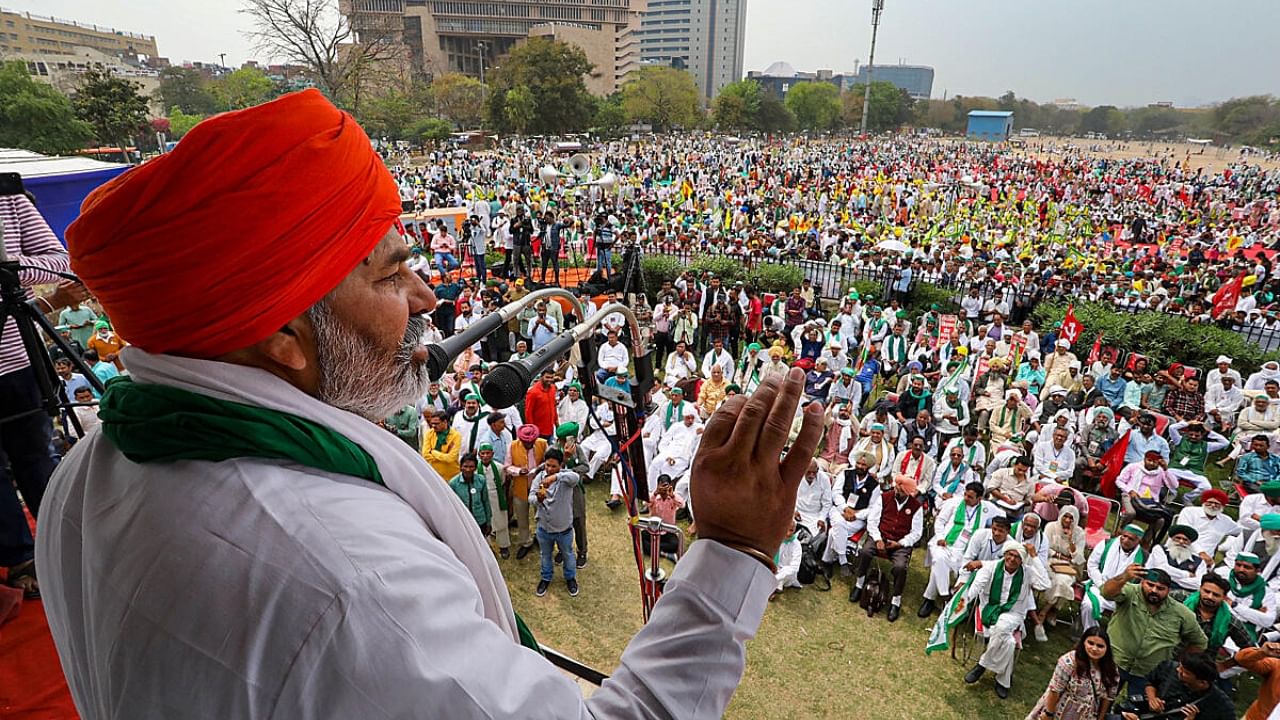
[37,349,775,720]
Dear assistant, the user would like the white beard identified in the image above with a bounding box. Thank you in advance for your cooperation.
[308,300,430,421]
[1166,543,1195,564]
[1265,535,1280,558]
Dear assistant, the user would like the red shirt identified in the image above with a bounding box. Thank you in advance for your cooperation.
[524,381,559,437]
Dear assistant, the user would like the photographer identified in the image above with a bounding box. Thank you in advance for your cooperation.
[1106,654,1233,720]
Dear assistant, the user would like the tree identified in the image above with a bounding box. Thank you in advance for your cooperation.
[711,79,763,130]
[592,93,628,135]
[0,61,93,154]
[620,66,700,132]
[843,81,914,132]
[242,0,398,111]
[1080,104,1124,136]
[755,96,796,133]
[1213,96,1280,141]
[785,81,841,131]
[72,66,150,154]
[155,67,219,115]
[503,85,536,134]
[210,67,275,110]
[167,106,204,138]
[357,88,421,139]
[431,73,488,129]
[410,117,453,145]
[485,38,594,135]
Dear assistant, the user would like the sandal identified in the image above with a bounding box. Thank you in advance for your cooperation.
[6,559,39,600]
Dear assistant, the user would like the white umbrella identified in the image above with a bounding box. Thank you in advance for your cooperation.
[875,239,911,254]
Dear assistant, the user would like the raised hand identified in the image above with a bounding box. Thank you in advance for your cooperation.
[690,369,823,559]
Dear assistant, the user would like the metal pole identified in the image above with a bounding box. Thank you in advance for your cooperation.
[859,0,884,136]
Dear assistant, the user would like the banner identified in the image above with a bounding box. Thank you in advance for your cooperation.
[1008,333,1027,368]
[1060,305,1084,345]
[937,314,959,349]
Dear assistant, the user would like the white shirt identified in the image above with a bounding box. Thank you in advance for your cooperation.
[963,558,1050,617]
[1174,505,1240,556]
[795,472,834,533]
[702,349,735,379]
[597,341,630,374]
[865,493,924,546]
[38,350,775,720]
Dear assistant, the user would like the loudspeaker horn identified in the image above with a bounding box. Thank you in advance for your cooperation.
[567,153,591,178]
[586,171,618,191]
[538,165,565,184]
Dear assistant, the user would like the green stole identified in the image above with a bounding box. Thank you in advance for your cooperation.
[982,563,1024,627]
[1082,538,1146,622]
[98,376,541,654]
[938,462,970,496]
[1185,592,1232,648]
[480,459,507,511]
[461,411,489,450]
[664,400,686,429]
[945,500,982,545]
[1229,570,1268,614]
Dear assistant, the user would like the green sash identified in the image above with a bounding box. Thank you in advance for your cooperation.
[982,563,1024,628]
[98,376,542,653]
[1082,538,1145,621]
[945,500,982,545]
[1185,592,1232,648]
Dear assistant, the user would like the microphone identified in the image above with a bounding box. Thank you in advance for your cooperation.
[423,288,586,381]
[481,332,576,409]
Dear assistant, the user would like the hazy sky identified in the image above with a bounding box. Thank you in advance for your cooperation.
[26,0,1280,107]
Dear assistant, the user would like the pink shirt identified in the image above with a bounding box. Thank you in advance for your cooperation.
[1116,462,1177,500]
[430,232,457,253]
[648,492,685,525]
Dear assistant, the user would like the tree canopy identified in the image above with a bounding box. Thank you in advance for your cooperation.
[842,81,915,132]
[711,79,764,130]
[0,61,93,154]
[785,81,841,131]
[621,66,701,132]
[486,38,594,135]
[72,66,150,151]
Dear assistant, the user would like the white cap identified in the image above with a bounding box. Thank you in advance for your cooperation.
[1217,355,1232,365]
[1005,389,1022,399]
[1048,385,1067,396]
[1056,339,1070,348]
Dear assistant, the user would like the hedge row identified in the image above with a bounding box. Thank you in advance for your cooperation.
[1031,301,1280,377]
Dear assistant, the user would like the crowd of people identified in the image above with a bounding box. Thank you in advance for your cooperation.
[370,134,1280,717]
[13,129,1280,718]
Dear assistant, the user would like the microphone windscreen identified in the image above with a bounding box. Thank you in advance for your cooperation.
[481,363,531,410]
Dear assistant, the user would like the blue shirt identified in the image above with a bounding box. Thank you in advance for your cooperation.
[1236,452,1280,488]
[61,372,91,399]
[1124,429,1170,464]
[91,362,119,396]
[894,267,913,292]
[1096,374,1128,408]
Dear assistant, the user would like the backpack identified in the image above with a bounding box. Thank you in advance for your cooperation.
[795,527,831,591]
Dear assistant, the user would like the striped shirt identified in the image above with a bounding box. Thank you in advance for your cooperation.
[1,196,71,377]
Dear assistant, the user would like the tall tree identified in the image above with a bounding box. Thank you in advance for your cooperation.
[241,0,398,111]
[485,38,594,135]
[785,81,840,131]
[210,67,275,110]
[502,85,536,135]
[73,66,150,155]
[1079,105,1124,135]
[711,79,763,130]
[167,106,204,138]
[844,81,914,132]
[592,92,628,135]
[0,60,93,154]
[755,96,796,133]
[431,73,488,129]
[357,88,420,139]
[156,67,220,115]
[620,66,700,132]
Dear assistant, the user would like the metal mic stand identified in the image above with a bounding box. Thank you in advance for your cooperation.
[0,224,103,436]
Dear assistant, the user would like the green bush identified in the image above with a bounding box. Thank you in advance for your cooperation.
[746,262,805,295]
[905,283,961,317]
[688,255,746,284]
[485,250,505,268]
[641,255,686,300]
[843,279,885,303]
[1031,301,1280,376]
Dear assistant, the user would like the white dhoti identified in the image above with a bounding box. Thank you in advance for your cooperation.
[582,432,612,478]
[1079,593,1115,630]
[1042,570,1076,608]
[1168,469,1212,502]
[486,481,510,550]
[823,514,867,564]
[775,568,801,592]
[978,612,1023,688]
[648,453,691,493]
[925,545,963,600]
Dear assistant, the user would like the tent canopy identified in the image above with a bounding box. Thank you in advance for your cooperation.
[1,148,131,242]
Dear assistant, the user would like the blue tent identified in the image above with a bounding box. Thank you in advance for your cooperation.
[1,149,130,243]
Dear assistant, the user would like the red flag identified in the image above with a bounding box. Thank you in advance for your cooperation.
[1211,274,1245,319]
[1087,332,1103,365]
[1060,305,1084,345]
[1099,429,1131,499]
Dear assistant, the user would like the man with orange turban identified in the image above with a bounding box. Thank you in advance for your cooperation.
[850,472,925,622]
[35,89,825,719]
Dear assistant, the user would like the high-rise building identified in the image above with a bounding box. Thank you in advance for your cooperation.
[637,0,746,101]
[0,8,159,59]
[342,0,646,94]
[849,62,933,101]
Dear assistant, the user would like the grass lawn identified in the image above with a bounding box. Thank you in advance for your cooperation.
[504,478,1077,719]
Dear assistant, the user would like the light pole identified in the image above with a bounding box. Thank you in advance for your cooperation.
[476,41,487,84]
[858,0,884,136]
[218,52,227,69]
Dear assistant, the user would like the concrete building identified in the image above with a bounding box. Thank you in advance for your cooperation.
[848,62,933,100]
[966,110,1013,142]
[16,45,162,110]
[746,61,857,101]
[637,0,747,100]
[0,8,158,59]
[342,0,646,92]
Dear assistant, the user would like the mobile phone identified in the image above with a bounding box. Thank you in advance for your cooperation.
[0,173,24,197]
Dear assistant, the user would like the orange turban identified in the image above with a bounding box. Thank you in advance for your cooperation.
[67,89,401,358]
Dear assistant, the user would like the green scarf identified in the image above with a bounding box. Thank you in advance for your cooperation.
[480,459,507,511]
[1229,570,1268,612]
[1185,592,1232,649]
[982,563,1024,628]
[98,377,543,654]
[945,500,982,545]
[99,377,384,486]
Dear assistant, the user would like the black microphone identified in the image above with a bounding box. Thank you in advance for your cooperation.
[425,312,505,380]
[481,332,577,409]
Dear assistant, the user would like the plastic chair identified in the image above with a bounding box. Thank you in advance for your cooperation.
[1082,493,1119,550]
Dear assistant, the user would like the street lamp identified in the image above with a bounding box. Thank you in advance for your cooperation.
[858,0,884,136]
[476,41,488,84]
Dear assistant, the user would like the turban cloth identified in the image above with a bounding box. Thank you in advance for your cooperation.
[67,89,401,358]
